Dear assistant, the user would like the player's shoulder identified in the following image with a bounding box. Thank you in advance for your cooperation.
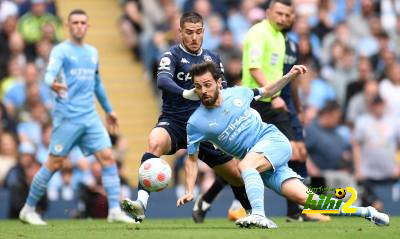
[188,106,206,125]
[83,43,98,54]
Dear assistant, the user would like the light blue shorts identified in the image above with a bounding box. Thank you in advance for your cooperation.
[249,125,302,194]
[49,116,111,157]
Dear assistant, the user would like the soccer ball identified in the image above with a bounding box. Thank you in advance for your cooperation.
[139,158,172,192]
[335,188,346,199]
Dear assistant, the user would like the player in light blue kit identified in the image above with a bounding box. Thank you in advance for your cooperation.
[177,62,390,228]
[19,9,136,225]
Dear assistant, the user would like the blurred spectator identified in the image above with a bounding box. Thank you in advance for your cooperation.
[36,121,51,164]
[215,29,241,68]
[289,16,321,62]
[346,0,378,40]
[8,32,27,68]
[3,63,52,116]
[17,0,62,58]
[346,79,379,126]
[0,133,18,186]
[0,15,18,80]
[227,0,255,46]
[47,160,75,201]
[298,64,336,125]
[305,101,356,201]
[0,56,23,99]
[202,13,223,51]
[4,141,47,218]
[352,95,400,209]
[0,0,17,25]
[34,39,52,78]
[119,0,143,58]
[379,63,400,118]
[322,43,357,106]
[0,101,17,135]
[224,54,242,87]
[183,0,227,19]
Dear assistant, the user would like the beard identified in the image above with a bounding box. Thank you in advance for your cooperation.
[201,86,219,107]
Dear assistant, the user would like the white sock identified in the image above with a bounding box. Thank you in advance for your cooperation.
[109,207,121,215]
[201,201,211,211]
[137,190,149,209]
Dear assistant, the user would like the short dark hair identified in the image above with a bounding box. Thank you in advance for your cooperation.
[269,0,292,8]
[318,100,341,116]
[189,62,221,82]
[180,12,203,28]
[68,9,87,21]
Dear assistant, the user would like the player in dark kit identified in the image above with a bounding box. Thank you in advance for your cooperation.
[121,12,251,222]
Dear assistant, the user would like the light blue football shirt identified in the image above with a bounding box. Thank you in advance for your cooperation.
[187,86,275,159]
[44,40,112,120]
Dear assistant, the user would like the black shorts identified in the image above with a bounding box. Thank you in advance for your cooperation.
[250,101,295,140]
[156,115,232,168]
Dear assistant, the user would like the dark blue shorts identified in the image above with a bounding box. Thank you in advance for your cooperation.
[156,115,232,168]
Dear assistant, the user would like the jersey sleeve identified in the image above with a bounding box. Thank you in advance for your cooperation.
[187,121,205,155]
[352,118,365,143]
[245,28,265,69]
[44,45,64,86]
[216,55,227,88]
[94,63,113,113]
[156,52,185,95]
[238,86,255,102]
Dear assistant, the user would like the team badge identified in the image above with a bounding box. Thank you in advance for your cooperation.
[54,144,63,153]
[203,55,212,62]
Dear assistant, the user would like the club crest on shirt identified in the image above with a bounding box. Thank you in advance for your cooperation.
[203,55,212,62]
[233,99,243,107]
[54,144,63,153]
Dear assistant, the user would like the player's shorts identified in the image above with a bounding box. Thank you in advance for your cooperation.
[250,101,295,140]
[249,124,302,194]
[156,115,232,168]
[49,115,111,157]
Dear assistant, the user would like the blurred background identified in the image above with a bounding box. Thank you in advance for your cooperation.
[0,0,399,219]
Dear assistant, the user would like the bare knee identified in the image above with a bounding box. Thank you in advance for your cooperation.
[147,128,171,156]
[96,148,116,167]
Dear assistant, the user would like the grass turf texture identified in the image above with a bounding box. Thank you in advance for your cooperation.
[1,217,398,239]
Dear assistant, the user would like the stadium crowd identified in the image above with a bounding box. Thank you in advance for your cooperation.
[0,0,399,219]
[119,0,400,211]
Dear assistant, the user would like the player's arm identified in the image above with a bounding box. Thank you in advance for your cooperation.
[176,153,199,207]
[256,65,307,98]
[157,53,199,100]
[177,122,203,207]
[94,68,118,132]
[44,46,67,95]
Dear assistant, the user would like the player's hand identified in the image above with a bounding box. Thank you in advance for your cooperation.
[289,65,307,76]
[182,89,200,101]
[106,111,119,134]
[50,81,68,96]
[176,193,194,207]
[271,96,288,111]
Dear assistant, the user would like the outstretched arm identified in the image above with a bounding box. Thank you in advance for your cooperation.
[177,153,198,207]
[261,65,307,98]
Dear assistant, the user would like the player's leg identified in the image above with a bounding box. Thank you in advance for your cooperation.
[194,143,251,223]
[122,118,180,221]
[81,117,136,224]
[20,119,82,225]
[235,127,292,228]
[280,178,389,226]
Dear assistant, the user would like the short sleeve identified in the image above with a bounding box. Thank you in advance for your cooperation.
[187,122,205,155]
[44,45,64,85]
[353,117,365,143]
[245,29,265,69]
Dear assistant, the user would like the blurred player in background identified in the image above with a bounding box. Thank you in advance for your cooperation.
[177,62,390,229]
[19,9,136,225]
[121,12,252,223]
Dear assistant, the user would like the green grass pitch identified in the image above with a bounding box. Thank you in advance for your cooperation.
[0,217,399,239]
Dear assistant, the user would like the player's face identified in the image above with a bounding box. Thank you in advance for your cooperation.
[193,72,221,107]
[68,14,89,42]
[281,7,295,30]
[180,22,204,53]
[267,2,293,31]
